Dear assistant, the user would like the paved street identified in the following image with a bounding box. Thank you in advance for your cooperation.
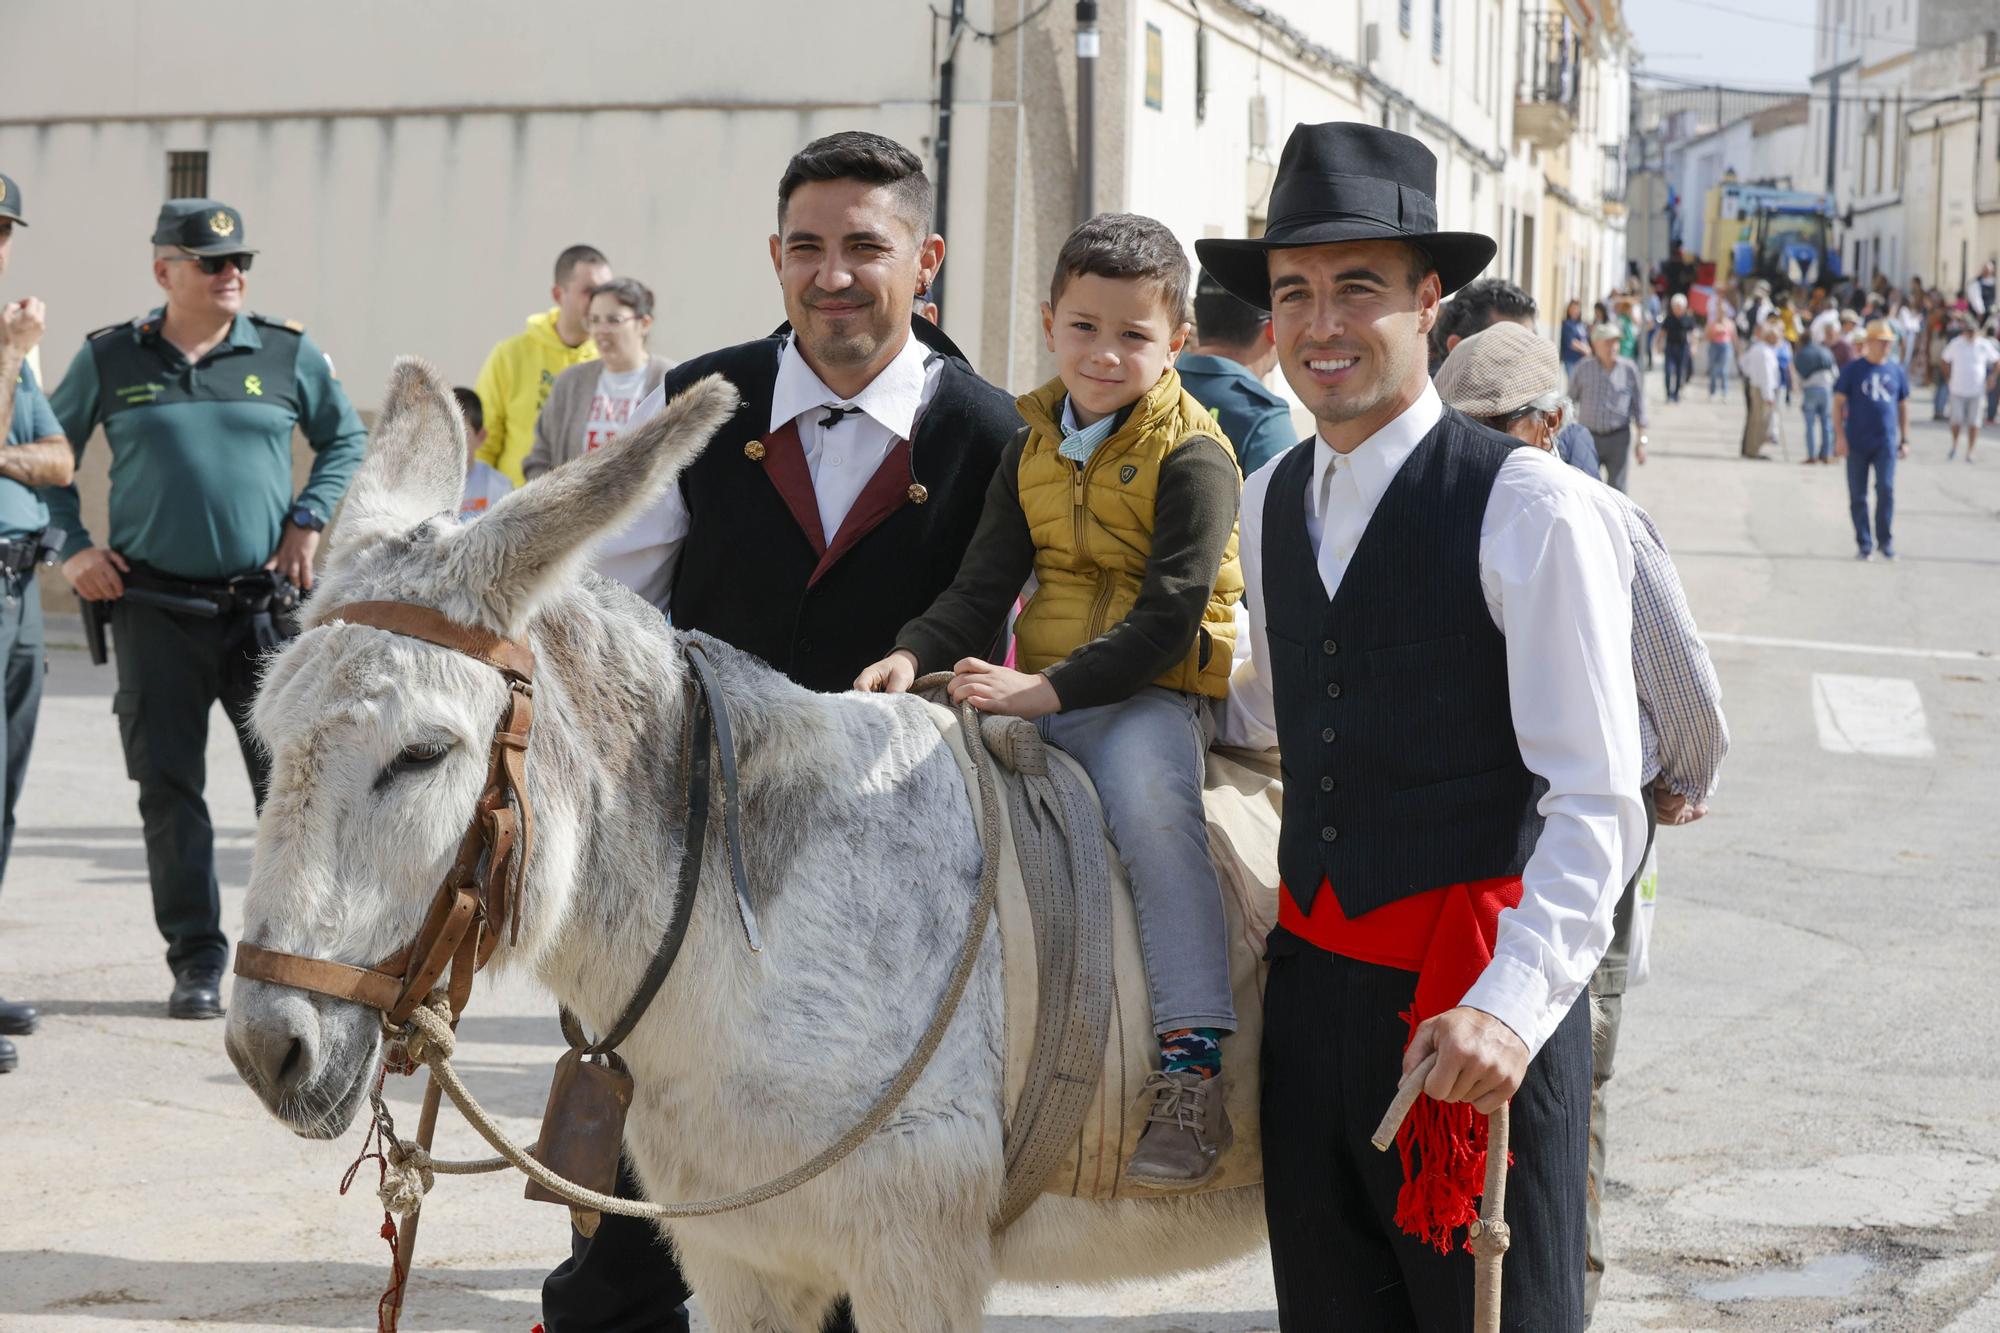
[3,370,1999,1330]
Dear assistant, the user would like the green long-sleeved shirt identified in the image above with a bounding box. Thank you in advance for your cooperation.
[47,309,367,579]
[896,429,1240,712]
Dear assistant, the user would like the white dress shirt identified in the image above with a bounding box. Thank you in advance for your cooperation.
[1740,341,1782,402]
[1217,383,1646,1059]
[590,331,943,608]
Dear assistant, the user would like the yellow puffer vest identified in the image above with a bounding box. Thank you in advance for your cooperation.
[1014,369,1244,699]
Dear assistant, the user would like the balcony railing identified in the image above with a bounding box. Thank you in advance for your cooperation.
[1516,9,1581,150]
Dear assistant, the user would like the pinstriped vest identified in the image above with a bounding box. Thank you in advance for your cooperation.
[1262,412,1544,917]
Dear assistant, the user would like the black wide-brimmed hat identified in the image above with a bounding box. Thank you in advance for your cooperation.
[1195,122,1497,309]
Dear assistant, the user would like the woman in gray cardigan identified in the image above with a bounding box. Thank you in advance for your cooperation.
[523,276,675,480]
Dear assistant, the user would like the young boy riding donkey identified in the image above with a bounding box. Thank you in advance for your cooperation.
[1203,122,1645,1330]
[858,213,1244,1189]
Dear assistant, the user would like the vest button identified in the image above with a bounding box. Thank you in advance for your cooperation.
[1321,727,1336,742]
[1320,825,1338,842]
[1322,639,1338,655]
[1319,776,1335,792]
[1325,682,1342,698]
[797,638,814,654]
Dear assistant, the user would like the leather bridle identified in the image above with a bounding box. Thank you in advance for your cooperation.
[235,601,538,1027]
[232,600,764,1047]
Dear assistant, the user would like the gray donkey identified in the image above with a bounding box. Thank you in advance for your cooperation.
[224,359,1265,1331]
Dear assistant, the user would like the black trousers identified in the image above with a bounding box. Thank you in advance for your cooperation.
[542,1160,858,1332]
[111,598,273,975]
[1260,929,1592,1332]
[0,574,45,890]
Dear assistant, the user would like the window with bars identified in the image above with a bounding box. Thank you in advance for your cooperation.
[1431,0,1443,60]
[167,151,208,199]
[1399,0,1412,36]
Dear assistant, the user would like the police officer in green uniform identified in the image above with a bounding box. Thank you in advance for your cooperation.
[46,199,366,1020]
[0,171,76,1071]
[1179,268,1299,476]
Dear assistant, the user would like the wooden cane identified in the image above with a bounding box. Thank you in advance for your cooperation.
[383,1075,445,1332]
[1373,1053,1511,1333]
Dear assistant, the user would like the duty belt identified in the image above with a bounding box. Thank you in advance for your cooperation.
[0,538,41,578]
[124,563,303,652]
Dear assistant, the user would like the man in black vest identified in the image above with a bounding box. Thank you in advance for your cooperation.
[541,131,1019,1333]
[1199,123,1645,1331]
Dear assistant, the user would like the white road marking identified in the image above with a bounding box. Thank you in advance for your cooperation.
[1811,674,1936,758]
[1707,631,1995,663]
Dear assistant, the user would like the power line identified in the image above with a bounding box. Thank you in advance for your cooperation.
[1661,0,1925,51]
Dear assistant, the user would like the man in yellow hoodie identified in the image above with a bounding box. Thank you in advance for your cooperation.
[472,243,612,485]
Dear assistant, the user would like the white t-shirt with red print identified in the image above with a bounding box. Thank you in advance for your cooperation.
[582,365,651,454]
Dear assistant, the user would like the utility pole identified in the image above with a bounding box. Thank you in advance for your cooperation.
[930,0,966,319]
[1076,0,1099,225]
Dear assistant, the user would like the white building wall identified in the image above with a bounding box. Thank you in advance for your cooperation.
[0,0,999,409]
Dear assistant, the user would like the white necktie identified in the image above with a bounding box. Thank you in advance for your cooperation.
[1315,455,1344,599]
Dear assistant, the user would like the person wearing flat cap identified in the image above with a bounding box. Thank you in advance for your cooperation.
[0,171,78,1076]
[45,199,366,1022]
[1437,321,1729,1316]
[1201,121,1645,1330]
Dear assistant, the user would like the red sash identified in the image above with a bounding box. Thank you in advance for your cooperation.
[1278,875,1524,1254]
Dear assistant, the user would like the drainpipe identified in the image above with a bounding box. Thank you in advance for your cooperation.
[1076,0,1099,225]
[931,0,966,318]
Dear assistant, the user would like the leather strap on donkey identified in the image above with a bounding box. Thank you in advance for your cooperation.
[235,601,538,1026]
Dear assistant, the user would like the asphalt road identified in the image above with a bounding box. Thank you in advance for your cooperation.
[2,372,1998,1330]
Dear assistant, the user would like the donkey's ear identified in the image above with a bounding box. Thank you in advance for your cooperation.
[442,374,741,634]
[332,356,469,552]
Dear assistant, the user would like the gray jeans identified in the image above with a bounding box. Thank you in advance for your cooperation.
[1036,686,1236,1035]
[1591,426,1633,493]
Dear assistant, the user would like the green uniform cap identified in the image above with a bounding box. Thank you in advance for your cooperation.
[152,198,256,256]
[0,173,26,225]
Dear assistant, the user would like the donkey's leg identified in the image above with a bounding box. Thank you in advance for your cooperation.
[676,1248,835,1333]
[844,1229,991,1333]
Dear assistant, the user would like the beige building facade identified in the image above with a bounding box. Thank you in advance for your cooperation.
[2,0,1635,612]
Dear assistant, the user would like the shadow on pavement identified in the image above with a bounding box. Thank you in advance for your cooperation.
[33,998,174,1018]
[986,1317,1277,1331]
[1672,546,2000,568]
[0,1253,542,1325]
[12,824,254,884]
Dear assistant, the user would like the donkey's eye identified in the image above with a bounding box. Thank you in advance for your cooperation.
[397,742,451,767]
[373,741,454,791]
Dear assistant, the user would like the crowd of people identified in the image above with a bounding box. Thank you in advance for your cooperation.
[1527,258,2000,562]
[0,121,1735,1332]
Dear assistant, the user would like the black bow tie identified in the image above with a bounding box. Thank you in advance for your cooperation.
[818,405,863,430]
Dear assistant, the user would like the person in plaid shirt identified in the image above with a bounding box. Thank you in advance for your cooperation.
[1435,319,1729,1317]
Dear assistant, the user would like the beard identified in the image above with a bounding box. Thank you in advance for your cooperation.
[797,292,896,369]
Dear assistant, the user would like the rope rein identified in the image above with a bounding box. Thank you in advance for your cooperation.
[371,694,1006,1225]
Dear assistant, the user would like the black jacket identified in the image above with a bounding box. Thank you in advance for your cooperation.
[664,318,1020,692]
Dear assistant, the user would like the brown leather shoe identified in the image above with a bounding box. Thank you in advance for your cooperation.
[1124,1070,1233,1191]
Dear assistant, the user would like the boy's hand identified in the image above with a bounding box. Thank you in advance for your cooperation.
[855,649,919,694]
[947,658,1060,720]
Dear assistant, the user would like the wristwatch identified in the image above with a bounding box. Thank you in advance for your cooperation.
[288,503,326,532]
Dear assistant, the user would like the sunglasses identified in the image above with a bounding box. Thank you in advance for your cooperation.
[168,253,254,275]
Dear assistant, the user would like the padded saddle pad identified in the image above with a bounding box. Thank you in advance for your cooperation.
[919,697,1281,1202]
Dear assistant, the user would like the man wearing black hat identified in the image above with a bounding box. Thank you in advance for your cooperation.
[1200,123,1644,1330]
[46,198,366,1021]
[1181,270,1297,477]
[0,171,76,1074]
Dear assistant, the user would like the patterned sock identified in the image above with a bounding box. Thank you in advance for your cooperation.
[1158,1027,1223,1080]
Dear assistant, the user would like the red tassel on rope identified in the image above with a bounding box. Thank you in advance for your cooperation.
[1392,1007,1492,1254]
[338,1066,410,1333]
